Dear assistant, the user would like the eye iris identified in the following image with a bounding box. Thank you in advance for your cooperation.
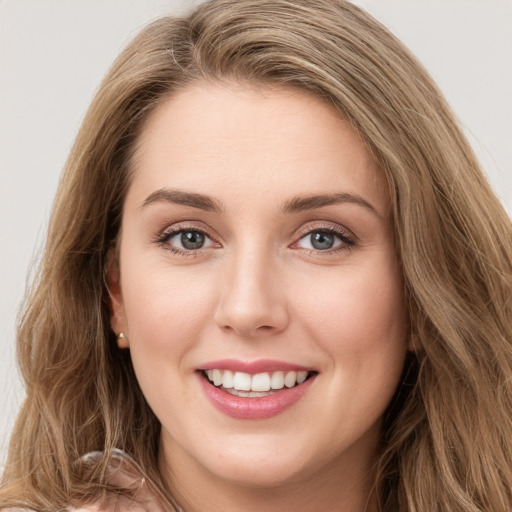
[311,231,334,250]
[181,231,205,250]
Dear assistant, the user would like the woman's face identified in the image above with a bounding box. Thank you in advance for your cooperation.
[110,83,409,491]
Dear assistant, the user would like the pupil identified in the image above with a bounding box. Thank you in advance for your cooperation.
[311,231,334,250]
[181,231,205,250]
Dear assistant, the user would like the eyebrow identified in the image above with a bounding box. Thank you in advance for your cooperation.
[141,189,223,212]
[141,188,379,217]
[281,192,380,217]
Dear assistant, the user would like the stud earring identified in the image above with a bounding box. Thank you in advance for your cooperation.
[117,332,128,348]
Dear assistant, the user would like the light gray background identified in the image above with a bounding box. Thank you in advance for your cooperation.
[1,0,511,468]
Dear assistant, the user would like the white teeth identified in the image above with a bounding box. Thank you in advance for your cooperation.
[225,389,275,397]
[204,369,311,392]
[297,371,308,384]
[233,372,252,391]
[251,373,271,392]
[222,370,234,389]
[284,371,297,388]
[270,371,285,389]
[212,369,222,386]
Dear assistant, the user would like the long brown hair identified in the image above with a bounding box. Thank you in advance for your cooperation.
[1,1,511,510]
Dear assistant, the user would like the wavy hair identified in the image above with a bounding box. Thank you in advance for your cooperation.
[1,1,511,510]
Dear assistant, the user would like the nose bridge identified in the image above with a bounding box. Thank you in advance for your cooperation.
[214,238,288,337]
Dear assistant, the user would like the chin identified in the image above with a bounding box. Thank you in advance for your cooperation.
[198,437,322,488]
[210,458,309,488]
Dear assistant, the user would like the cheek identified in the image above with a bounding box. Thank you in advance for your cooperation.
[120,260,218,354]
[287,259,408,448]
[294,260,407,360]
[118,262,220,418]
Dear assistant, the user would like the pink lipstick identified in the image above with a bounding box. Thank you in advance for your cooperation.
[197,359,317,420]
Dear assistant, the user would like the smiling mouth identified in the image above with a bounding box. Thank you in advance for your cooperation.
[202,369,316,397]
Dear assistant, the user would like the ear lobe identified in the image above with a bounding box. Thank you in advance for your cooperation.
[407,333,422,352]
[106,249,129,348]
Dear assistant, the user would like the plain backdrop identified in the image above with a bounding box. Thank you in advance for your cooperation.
[1,0,511,468]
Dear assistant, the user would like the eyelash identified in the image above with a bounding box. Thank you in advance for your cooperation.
[154,223,356,256]
[154,222,218,257]
[292,224,356,255]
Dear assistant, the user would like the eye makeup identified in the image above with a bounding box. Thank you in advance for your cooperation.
[152,218,357,259]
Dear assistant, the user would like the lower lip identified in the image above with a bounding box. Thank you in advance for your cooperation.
[198,373,316,420]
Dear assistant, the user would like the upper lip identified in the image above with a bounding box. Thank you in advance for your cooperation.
[198,359,315,374]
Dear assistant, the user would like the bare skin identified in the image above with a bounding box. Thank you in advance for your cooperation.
[109,83,409,511]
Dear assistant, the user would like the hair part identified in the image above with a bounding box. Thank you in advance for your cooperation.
[1,1,511,510]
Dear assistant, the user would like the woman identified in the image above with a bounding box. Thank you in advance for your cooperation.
[1,0,511,510]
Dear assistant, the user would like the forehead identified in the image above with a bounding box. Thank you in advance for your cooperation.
[129,82,389,215]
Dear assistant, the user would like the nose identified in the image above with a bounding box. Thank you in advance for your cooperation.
[213,248,289,338]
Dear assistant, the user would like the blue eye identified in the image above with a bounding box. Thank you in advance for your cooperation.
[296,229,354,252]
[160,229,216,251]
[178,231,206,250]
[309,231,336,250]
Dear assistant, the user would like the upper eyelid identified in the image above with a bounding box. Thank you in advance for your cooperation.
[159,221,215,237]
[292,221,356,240]
[156,225,219,255]
[155,220,356,246]
[155,221,219,247]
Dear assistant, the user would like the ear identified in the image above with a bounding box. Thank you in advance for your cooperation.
[106,248,129,349]
[407,333,422,352]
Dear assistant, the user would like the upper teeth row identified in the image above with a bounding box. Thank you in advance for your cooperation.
[205,369,309,392]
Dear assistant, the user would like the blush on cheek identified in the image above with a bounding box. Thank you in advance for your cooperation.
[122,272,218,370]
[302,273,406,358]
[125,264,213,316]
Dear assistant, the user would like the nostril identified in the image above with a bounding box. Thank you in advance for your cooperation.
[214,296,289,337]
